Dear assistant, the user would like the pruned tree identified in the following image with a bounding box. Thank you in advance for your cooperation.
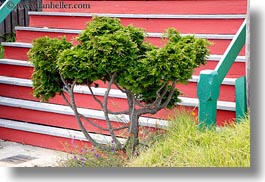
[28,16,210,153]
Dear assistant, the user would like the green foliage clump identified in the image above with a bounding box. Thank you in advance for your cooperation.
[29,16,209,107]
[59,16,151,85]
[28,36,72,101]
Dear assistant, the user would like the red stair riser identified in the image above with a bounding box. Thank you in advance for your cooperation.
[0,64,33,79]
[0,84,129,113]
[178,82,235,101]
[194,61,246,78]
[16,30,78,44]
[29,15,244,35]
[4,47,29,61]
[16,30,245,55]
[42,0,247,15]
[0,127,92,152]
[0,105,129,136]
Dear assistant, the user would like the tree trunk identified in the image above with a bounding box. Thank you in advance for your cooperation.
[126,112,140,155]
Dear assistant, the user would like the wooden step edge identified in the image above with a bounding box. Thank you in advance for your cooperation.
[0,78,236,112]
[15,26,236,39]
[28,11,246,19]
[0,96,169,128]
[0,118,126,145]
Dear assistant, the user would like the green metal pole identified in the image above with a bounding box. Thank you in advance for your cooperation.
[0,0,21,24]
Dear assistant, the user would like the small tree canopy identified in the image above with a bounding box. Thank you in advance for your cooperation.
[28,16,210,152]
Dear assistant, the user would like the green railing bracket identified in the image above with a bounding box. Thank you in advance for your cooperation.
[235,76,247,123]
[0,0,21,24]
[197,70,220,129]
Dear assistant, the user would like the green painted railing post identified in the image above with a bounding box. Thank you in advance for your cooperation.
[197,19,246,128]
[0,0,21,24]
[197,70,220,129]
[235,76,247,123]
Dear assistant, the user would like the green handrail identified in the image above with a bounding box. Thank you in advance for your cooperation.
[197,19,246,128]
[0,0,21,24]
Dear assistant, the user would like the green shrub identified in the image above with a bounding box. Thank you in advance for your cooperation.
[28,16,210,153]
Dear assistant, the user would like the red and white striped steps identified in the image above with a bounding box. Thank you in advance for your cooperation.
[0,75,235,147]
[0,76,235,124]
[0,59,239,102]
[2,41,246,78]
[14,26,245,55]
[0,0,247,151]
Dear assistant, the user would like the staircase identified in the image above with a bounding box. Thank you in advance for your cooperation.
[0,0,247,151]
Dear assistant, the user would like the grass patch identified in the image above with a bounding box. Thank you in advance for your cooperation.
[60,110,250,167]
[127,110,250,167]
[0,45,3,59]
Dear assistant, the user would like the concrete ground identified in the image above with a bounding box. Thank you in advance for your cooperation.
[0,140,71,167]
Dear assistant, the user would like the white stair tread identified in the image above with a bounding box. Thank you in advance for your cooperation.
[0,118,126,145]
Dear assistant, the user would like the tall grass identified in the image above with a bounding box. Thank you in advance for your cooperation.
[0,45,4,59]
[127,110,250,167]
[0,32,16,59]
